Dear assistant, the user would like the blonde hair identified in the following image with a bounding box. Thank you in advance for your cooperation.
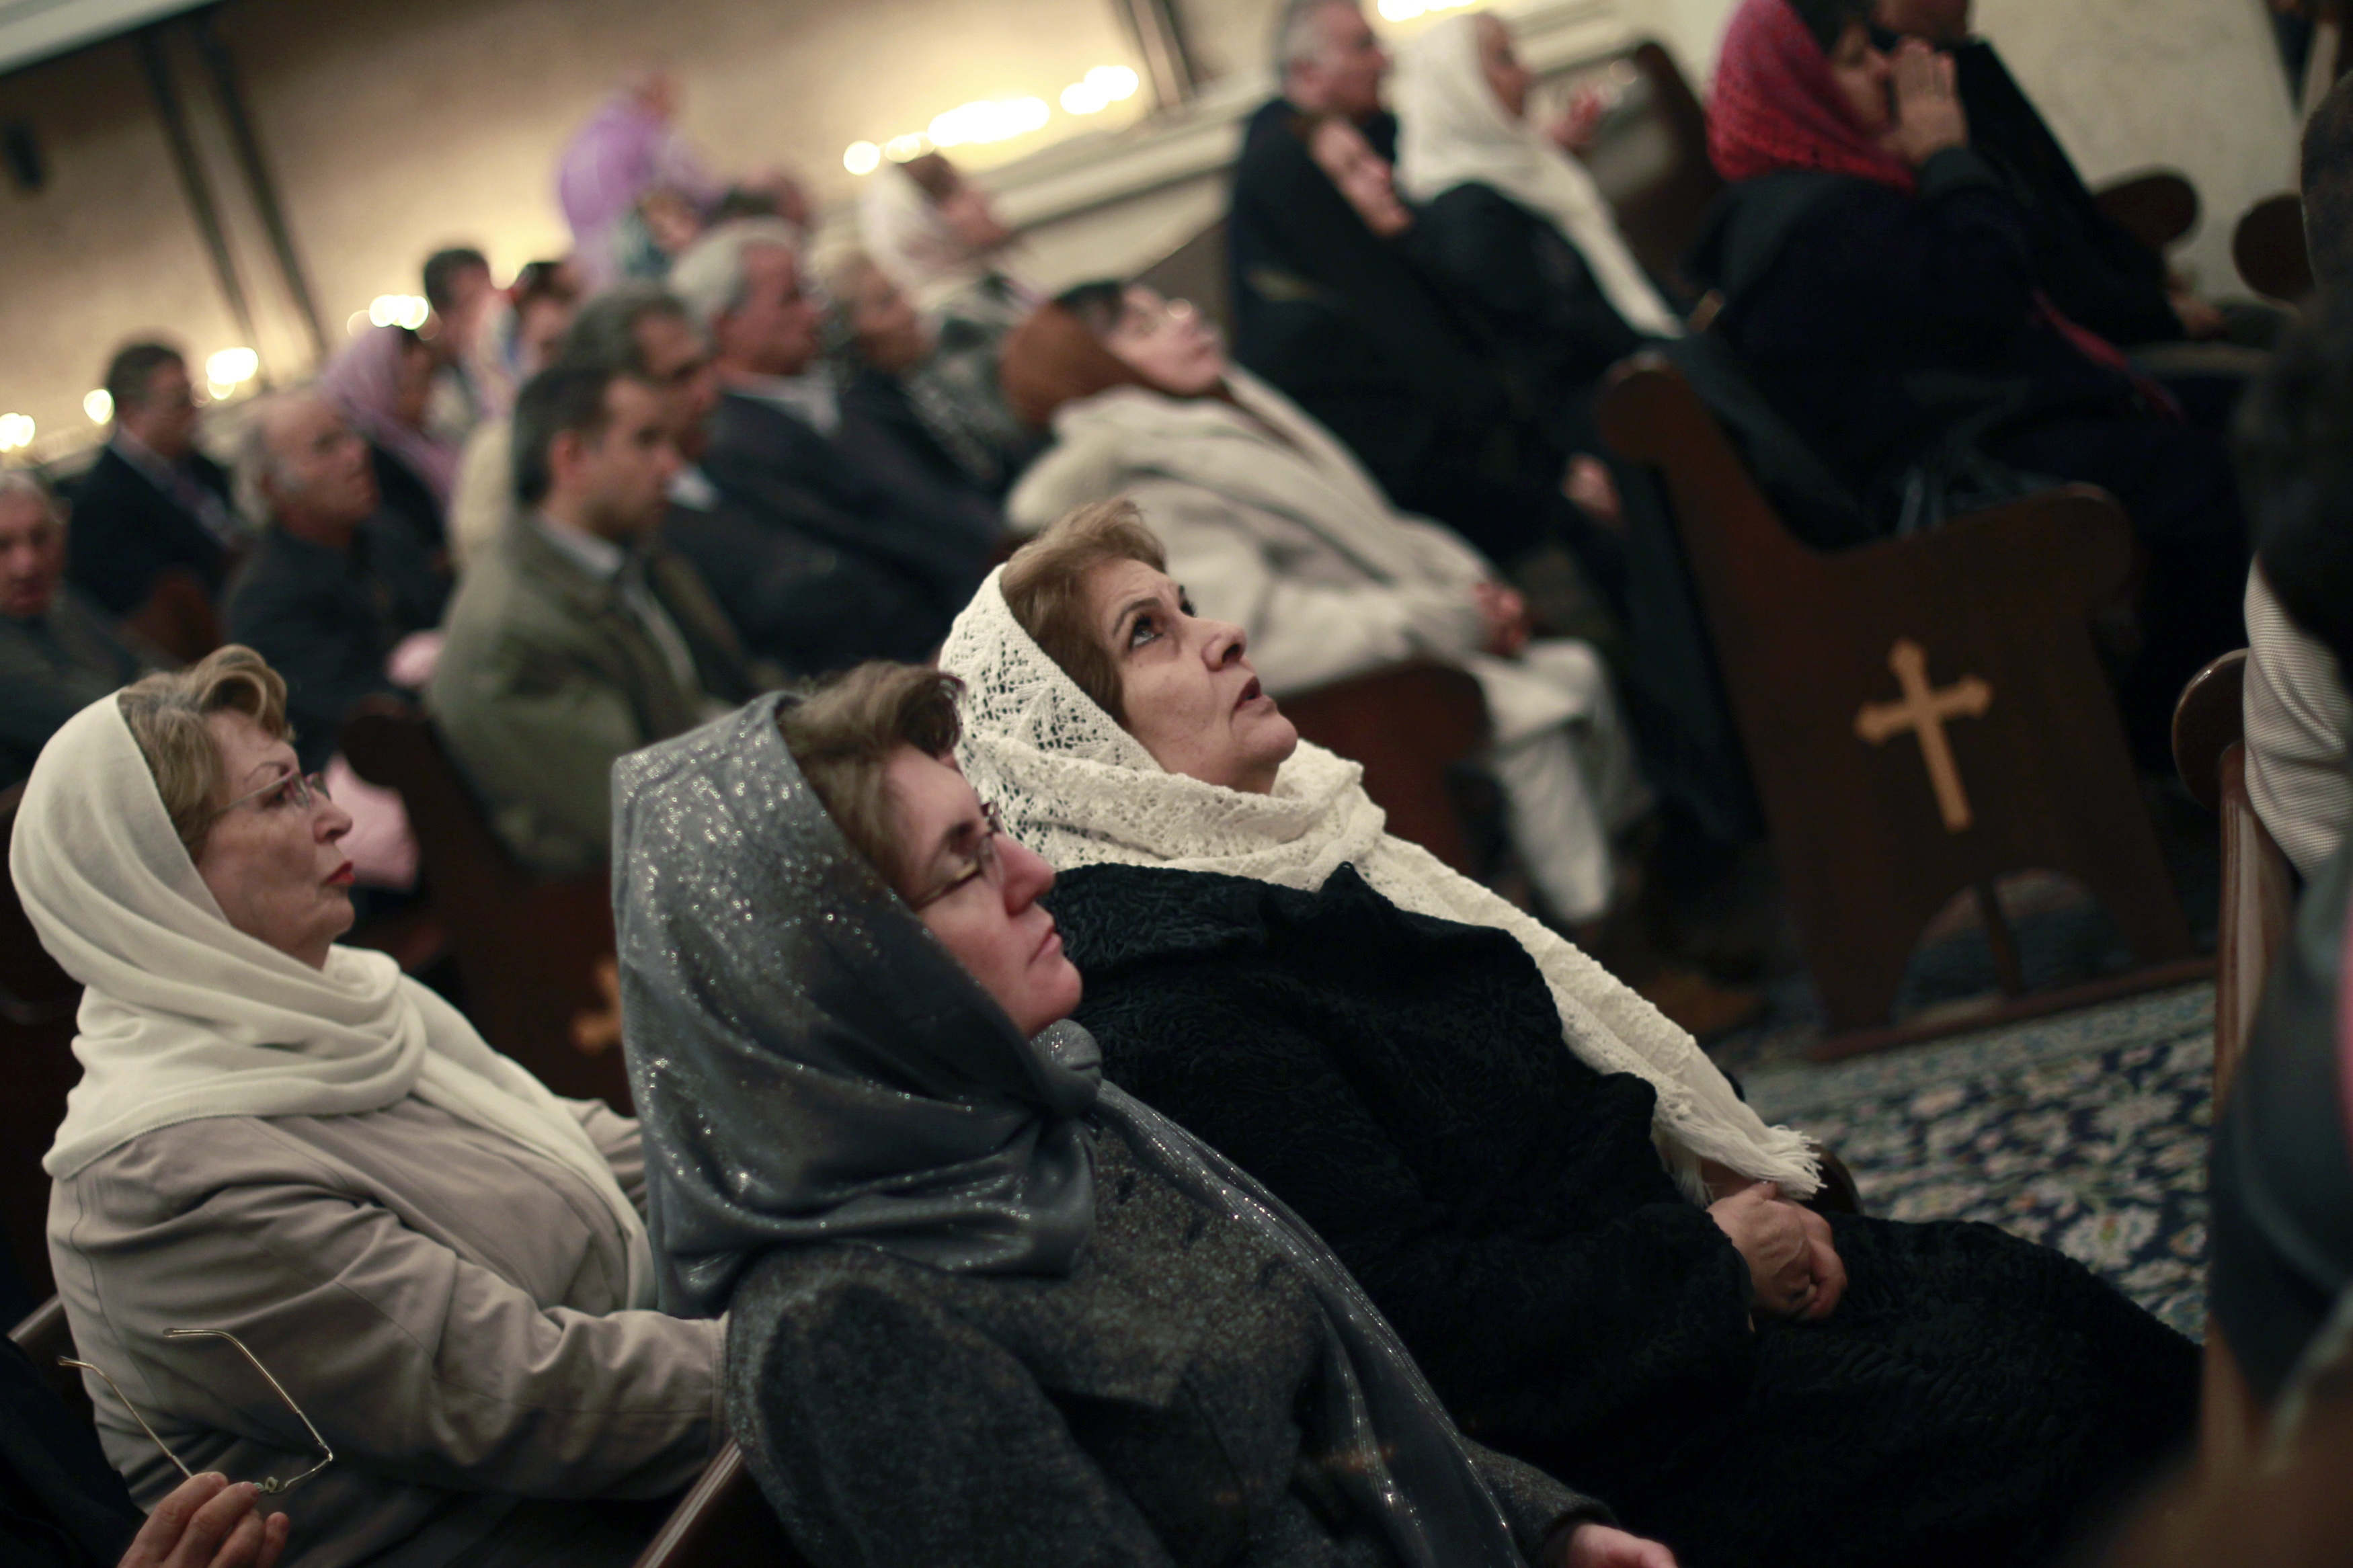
[776,663,966,897]
[1000,499,1168,728]
[116,645,292,855]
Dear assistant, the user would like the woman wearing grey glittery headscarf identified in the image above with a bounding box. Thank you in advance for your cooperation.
[609,670,1671,1568]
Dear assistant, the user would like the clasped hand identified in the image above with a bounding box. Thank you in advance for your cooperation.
[1883,39,1968,167]
[1708,1181,1847,1321]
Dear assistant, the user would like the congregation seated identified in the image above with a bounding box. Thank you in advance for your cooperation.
[0,473,157,790]
[1691,0,2249,759]
[1871,0,2226,351]
[1392,13,1681,468]
[430,363,766,878]
[1002,299,1649,937]
[223,390,450,889]
[561,282,953,679]
[609,664,1669,1568]
[1230,1,1605,577]
[319,325,458,554]
[13,648,721,1568]
[668,220,999,665]
[938,507,2201,1567]
[68,342,245,618]
[822,247,1041,500]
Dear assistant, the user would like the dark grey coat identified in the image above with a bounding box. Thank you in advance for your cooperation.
[726,1132,1595,1568]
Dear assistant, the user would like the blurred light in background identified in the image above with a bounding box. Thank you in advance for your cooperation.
[83,389,112,424]
[843,140,881,175]
[368,294,430,330]
[1062,64,1140,115]
[0,413,35,453]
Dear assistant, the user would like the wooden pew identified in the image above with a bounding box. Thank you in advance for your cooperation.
[120,567,223,666]
[2094,171,2200,255]
[2235,193,2315,307]
[340,700,629,1112]
[2170,648,2294,1483]
[1578,40,1722,300]
[633,1442,805,1568]
[0,785,80,1303]
[2172,650,2295,1096]
[9,1294,91,1430]
[1598,351,2199,1050]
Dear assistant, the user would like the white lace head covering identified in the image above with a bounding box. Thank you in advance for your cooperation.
[1394,14,1684,340]
[13,694,654,1302]
[939,571,1821,1195]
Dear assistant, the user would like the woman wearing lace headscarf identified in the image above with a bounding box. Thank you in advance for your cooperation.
[937,506,2200,1568]
[16,648,721,1568]
[608,668,1669,1568]
[998,285,1657,948]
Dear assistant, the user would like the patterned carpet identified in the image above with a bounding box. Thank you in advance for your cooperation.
[1738,983,2216,1338]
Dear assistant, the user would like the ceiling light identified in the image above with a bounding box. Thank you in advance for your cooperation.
[843,140,882,175]
[206,347,259,386]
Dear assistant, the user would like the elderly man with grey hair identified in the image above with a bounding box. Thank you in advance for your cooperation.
[220,388,448,886]
[664,219,1001,669]
[1226,0,1395,337]
[0,471,157,787]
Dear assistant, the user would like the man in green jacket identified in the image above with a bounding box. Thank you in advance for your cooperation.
[430,363,769,876]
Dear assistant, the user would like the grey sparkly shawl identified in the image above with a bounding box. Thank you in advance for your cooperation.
[611,696,1536,1568]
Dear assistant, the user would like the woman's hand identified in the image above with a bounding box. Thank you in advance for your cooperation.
[2169,289,2227,339]
[1473,581,1534,658]
[1884,39,1968,166]
[1546,1521,1679,1568]
[1562,455,1624,533]
[120,1473,290,1568]
[1708,1182,1846,1320]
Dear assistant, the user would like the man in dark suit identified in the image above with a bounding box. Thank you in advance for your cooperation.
[667,222,998,669]
[1228,0,1398,349]
[430,364,766,877]
[67,343,245,617]
[223,390,450,774]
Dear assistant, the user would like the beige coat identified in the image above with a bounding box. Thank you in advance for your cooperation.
[50,1094,723,1568]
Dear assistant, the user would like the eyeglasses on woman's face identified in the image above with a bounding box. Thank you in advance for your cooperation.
[202,768,333,832]
[908,799,1008,911]
[64,1328,335,1495]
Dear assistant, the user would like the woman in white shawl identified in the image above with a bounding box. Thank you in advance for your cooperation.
[936,513,2201,1568]
[13,647,719,1568]
[998,283,1653,940]
[1392,13,1682,461]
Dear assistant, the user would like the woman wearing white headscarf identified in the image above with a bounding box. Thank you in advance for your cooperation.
[1393,13,1681,459]
[13,647,719,1568]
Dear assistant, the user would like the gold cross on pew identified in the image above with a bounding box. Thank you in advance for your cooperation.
[1853,638,1994,833]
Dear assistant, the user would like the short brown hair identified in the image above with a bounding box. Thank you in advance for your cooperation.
[776,663,965,897]
[1000,499,1167,728]
[116,646,292,855]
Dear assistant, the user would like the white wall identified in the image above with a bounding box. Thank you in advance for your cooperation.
[1613,0,2300,295]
